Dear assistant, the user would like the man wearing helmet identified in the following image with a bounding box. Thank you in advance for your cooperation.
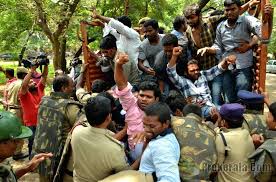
[0,111,52,181]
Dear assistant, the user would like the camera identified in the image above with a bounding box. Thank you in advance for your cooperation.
[70,57,82,67]
[22,53,49,68]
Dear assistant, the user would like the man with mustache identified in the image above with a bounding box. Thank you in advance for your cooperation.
[167,47,236,118]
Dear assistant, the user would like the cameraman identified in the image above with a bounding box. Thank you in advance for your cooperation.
[19,63,48,159]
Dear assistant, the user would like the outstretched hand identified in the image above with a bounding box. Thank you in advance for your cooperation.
[27,153,53,171]
[197,47,209,56]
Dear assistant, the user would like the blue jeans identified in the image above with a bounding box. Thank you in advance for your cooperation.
[210,74,224,107]
[223,67,253,103]
[28,126,36,159]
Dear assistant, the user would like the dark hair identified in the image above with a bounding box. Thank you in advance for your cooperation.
[143,19,159,30]
[187,59,199,66]
[225,118,243,128]
[173,16,186,31]
[166,91,187,113]
[158,27,165,34]
[184,3,201,17]
[224,0,242,7]
[85,96,111,126]
[138,81,161,99]
[91,79,109,93]
[97,91,116,109]
[184,59,199,74]
[53,75,71,92]
[162,34,178,47]
[100,34,117,50]
[17,72,27,79]
[182,104,202,117]
[5,68,14,77]
[117,16,132,28]
[269,102,276,119]
[144,102,171,124]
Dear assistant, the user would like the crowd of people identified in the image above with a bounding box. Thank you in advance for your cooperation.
[0,0,276,181]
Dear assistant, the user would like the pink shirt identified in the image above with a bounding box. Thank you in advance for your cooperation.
[114,83,144,150]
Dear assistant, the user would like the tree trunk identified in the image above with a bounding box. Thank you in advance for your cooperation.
[52,39,61,70]
[145,0,149,16]
[60,36,67,72]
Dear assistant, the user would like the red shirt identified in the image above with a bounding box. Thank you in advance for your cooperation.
[19,81,45,126]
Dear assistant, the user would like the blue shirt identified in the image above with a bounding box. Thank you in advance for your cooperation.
[167,64,224,106]
[212,15,261,69]
[171,29,189,48]
[139,133,180,182]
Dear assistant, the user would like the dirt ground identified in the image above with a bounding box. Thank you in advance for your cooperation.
[2,73,276,181]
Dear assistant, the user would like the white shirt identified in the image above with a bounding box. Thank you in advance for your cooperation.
[103,18,141,64]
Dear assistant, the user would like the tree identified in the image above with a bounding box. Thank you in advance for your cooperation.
[33,0,81,70]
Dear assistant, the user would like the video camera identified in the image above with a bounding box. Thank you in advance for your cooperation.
[22,53,49,68]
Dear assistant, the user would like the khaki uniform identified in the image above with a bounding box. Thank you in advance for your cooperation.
[76,88,98,104]
[0,160,17,182]
[171,114,217,181]
[215,127,255,182]
[4,79,23,120]
[71,125,129,182]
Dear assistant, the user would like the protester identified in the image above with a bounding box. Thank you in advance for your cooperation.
[138,19,164,77]
[198,0,273,103]
[171,16,189,48]
[114,53,161,161]
[167,47,236,117]
[139,102,180,182]
[154,34,188,96]
[92,10,141,65]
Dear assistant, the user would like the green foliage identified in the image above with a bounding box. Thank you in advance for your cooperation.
[0,0,275,60]
[268,8,276,59]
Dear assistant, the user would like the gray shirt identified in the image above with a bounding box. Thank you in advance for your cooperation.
[212,15,261,69]
[138,34,164,68]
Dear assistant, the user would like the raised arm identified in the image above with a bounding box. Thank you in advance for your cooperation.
[114,53,129,90]
[76,63,88,90]
[240,0,260,14]
[41,64,48,86]
[21,66,36,95]
[92,9,111,23]
[167,47,188,90]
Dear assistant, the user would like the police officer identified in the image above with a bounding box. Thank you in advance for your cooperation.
[33,75,83,182]
[215,103,255,182]
[249,96,276,181]
[238,90,267,147]
[0,111,52,181]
